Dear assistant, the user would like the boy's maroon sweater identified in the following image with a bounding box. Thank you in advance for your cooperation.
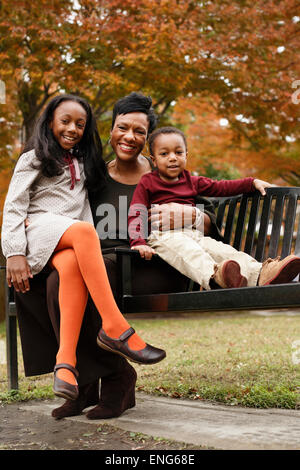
[128,169,254,247]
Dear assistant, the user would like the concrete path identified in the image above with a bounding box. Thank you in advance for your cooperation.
[20,392,300,450]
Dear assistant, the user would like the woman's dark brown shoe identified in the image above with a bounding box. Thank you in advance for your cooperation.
[53,363,79,401]
[52,380,99,419]
[86,362,137,420]
[97,327,166,365]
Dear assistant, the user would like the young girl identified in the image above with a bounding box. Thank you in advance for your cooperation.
[1,94,166,401]
[128,126,300,289]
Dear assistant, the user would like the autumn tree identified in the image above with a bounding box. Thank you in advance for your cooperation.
[172,94,300,185]
[166,0,300,185]
[0,1,81,142]
[0,0,205,161]
[0,0,299,180]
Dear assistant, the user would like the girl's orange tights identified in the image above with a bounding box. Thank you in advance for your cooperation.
[51,222,146,385]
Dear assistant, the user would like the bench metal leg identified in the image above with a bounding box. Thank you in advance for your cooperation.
[5,284,18,390]
[116,251,132,313]
[6,314,18,390]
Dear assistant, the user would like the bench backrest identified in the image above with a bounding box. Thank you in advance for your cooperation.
[212,187,300,262]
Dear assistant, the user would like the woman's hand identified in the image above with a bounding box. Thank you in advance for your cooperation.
[148,203,211,235]
[131,245,155,260]
[6,255,33,293]
[149,203,193,231]
[253,179,274,196]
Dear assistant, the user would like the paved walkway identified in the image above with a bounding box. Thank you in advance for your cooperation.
[20,392,300,450]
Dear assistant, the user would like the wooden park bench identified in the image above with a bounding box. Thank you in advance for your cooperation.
[3,186,300,390]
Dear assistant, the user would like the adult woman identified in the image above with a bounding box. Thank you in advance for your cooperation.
[15,92,220,420]
[89,93,220,297]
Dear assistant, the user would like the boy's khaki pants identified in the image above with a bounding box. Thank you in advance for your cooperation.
[148,229,262,290]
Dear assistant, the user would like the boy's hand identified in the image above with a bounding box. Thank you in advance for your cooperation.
[253,179,274,196]
[6,255,33,293]
[131,245,155,260]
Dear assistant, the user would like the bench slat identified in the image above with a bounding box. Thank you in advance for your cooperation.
[268,194,285,259]
[244,192,261,257]
[223,198,239,244]
[232,195,249,251]
[282,194,298,258]
[255,192,273,261]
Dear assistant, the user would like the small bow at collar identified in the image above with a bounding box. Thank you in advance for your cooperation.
[64,153,81,190]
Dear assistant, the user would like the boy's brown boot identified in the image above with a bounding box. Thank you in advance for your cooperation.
[258,255,300,286]
[213,260,247,288]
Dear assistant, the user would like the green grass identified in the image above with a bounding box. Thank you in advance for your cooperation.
[0,311,299,408]
[131,312,300,409]
[0,319,54,403]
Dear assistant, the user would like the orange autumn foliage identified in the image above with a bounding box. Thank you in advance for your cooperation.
[0,0,300,207]
[172,95,300,185]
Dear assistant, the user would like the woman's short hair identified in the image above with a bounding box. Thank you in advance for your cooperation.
[111,92,157,135]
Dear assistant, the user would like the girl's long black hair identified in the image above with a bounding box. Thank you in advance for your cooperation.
[23,94,107,194]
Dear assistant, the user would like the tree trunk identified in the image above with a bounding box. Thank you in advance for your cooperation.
[18,81,55,143]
